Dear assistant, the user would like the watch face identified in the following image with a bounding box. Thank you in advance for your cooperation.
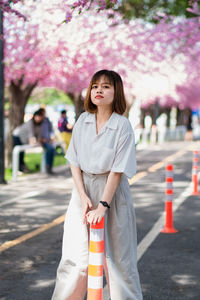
[100,201,110,208]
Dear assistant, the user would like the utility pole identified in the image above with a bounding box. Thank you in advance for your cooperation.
[0,9,6,184]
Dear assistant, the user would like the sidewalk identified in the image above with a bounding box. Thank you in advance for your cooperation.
[1,164,70,200]
[0,164,72,245]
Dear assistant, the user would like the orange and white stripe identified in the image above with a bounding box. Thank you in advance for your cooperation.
[165,164,173,201]
[87,217,104,300]
[161,164,178,234]
[191,150,199,195]
[192,150,198,174]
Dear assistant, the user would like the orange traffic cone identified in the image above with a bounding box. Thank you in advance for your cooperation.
[87,217,104,300]
[161,164,178,234]
[191,150,199,196]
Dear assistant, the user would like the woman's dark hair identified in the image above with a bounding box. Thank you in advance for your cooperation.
[33,110,43,118]
[84,70,126,115]
[37,108,45,116]
[33,110,43,125]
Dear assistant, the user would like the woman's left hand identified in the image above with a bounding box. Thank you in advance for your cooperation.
[86,204,107,225]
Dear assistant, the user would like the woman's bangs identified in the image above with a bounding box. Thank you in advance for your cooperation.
[91,72,114,86]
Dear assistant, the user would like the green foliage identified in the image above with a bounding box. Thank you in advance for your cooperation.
[4,101,9,111]
[28,88,73,106]
[5,168,12,181]
[117,0,196,22]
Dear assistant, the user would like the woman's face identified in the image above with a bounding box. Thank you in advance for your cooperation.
[90,76,114,109]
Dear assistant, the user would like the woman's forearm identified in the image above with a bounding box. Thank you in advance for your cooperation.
[70,165,87,200]
[101,172,122,205]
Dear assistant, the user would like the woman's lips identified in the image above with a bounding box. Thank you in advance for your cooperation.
[95,95,104,98]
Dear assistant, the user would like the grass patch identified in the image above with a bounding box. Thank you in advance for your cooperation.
[5,168,12,181]
[5,152,66,182]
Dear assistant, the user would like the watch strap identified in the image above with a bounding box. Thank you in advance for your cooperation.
[100,201,110,209]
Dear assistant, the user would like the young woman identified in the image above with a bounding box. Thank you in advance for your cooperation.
[52,70,143,300]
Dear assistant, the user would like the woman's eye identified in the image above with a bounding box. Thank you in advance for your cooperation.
[103,85,110,88]
[92,85,98,89]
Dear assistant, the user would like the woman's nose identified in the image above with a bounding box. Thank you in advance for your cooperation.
[97,86,103,93]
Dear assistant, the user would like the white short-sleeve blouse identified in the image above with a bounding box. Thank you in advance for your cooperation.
[65,112,136,178]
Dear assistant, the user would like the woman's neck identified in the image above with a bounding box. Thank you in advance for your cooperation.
[96,107,113,122]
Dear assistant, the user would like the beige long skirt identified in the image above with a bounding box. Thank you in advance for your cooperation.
[51,172,143,300]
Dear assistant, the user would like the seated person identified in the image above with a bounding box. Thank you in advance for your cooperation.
[12,110,43,172]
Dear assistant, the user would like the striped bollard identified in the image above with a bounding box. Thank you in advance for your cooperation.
[87,217,104,300]
[161,164,178,234]
[191,150,199,195]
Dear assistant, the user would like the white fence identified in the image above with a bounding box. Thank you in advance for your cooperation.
[135,126,187,146]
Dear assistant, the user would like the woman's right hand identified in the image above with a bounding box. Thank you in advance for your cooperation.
[81,195,93,224]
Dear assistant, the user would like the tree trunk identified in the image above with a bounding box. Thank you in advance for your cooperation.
[152,100,159,125]
[165,107,171,128]
[140,107,146,128]
[68,92,84,121]
[6,77,37,166]
[74,93,84,120]
[176,107,186,126]
[124,95,135,118]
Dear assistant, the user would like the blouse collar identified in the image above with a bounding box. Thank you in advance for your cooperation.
[84,112,118,130]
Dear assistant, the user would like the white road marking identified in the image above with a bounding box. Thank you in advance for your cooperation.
[137,182,193,262]
[0,190,47,208]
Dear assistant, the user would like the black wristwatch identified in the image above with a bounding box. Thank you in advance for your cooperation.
[100,201,110,209]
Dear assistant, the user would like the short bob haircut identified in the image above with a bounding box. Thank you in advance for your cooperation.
[84,70,126,115]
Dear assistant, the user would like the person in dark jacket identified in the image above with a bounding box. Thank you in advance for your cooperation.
[37,108,55,175]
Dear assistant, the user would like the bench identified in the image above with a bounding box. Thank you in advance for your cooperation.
[12,144,46,181]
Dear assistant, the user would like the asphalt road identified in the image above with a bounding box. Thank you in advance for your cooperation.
[0,141,200,300]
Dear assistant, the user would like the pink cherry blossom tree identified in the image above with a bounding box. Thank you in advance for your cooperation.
[4,13,52,131]
[4,0,200,130]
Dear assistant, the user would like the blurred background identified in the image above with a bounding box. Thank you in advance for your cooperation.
[1,0,200,181]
